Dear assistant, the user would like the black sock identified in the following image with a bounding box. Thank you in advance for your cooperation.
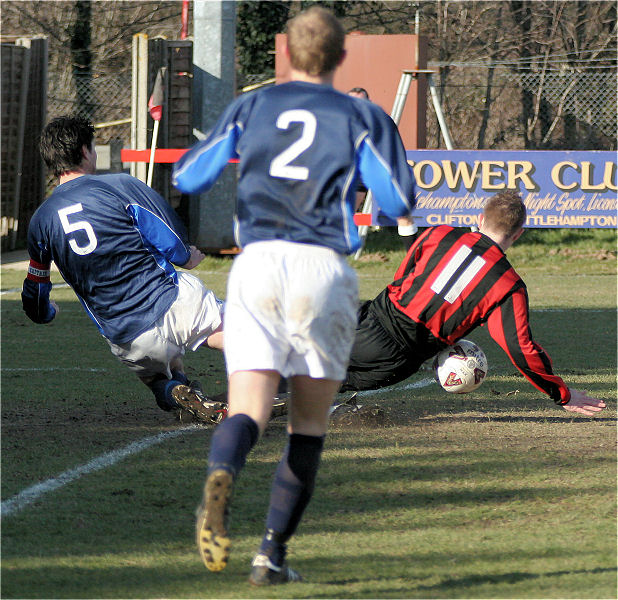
[207,414,259,477]
[401,232,417,252]
[259,433,325,565]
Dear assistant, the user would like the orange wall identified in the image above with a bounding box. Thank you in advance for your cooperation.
[275,33,427,149]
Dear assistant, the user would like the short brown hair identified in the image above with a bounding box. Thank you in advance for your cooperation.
[286,6,345,76]
[40,115,95,177]
[483,191,527,236]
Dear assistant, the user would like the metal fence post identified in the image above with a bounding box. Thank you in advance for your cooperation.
[131,33,148,182]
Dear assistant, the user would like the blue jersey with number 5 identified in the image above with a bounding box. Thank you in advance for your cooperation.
[22,174,191,344]
[173,81,416,254]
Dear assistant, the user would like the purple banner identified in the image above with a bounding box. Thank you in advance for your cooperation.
[378,150,617,228]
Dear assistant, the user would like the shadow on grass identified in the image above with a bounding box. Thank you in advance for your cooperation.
[417,415,616,423]
[413,566,616,595]
[2,547,614,600]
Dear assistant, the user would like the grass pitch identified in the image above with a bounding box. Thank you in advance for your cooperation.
[1,228,616,599]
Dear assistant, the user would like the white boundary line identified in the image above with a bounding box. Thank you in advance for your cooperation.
[330,377,436,413]
[355,377,435,397]
[1,425,202,518]
[2,367,108,373]
[2,378,436,519]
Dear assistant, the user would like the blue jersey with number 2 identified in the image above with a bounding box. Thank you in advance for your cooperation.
[173,81,416,254]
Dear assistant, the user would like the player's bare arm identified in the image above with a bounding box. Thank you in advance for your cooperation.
[562,389,606,416]
[181,245,205,270]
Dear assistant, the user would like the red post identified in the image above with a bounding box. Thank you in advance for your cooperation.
[180,0,189,40]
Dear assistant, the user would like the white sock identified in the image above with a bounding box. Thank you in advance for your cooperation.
[398,224,417,236]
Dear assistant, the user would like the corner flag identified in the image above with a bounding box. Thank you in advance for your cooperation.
[148,67,166,122]
[147,67,167,187]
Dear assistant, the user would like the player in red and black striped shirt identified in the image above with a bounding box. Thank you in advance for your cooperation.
[341,191,605,416]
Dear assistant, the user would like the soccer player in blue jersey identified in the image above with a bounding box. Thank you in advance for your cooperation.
[22,116,227,424]
[173,6,416,585]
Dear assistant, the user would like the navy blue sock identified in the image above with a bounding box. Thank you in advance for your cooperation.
[259,433,325,565]
[171,370,189,385]
[149,374,188,411]
[208,414,259,477]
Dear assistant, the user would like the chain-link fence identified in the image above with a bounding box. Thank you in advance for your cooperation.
[46,71,132,192]
[48,65,616,155]
[48,72,132,145]
[518,70,616,140]
[426,66,616,151]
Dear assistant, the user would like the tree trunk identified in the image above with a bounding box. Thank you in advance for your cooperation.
[477,5,502,149]
[71,0,93,119]
[564,1,588,148]
[510,0,534,149]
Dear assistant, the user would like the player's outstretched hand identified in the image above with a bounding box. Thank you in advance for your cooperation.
[182,245,206,270]
[562,389,606,416]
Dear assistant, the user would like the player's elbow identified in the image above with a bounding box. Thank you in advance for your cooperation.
[173,175,196,195]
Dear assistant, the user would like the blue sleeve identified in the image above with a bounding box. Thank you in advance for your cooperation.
[356,106,416,219]
[126,204,191,267]
[22,279,56,324]
[119,176,191,267]
[172,95,247,194]
[22,214,57,324]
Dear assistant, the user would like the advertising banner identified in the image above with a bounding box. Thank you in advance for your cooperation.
[375,150,617,228]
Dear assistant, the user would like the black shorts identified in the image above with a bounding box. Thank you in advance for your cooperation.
[340,301,426,392]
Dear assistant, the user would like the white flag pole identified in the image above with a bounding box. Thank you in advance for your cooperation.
[146,119,160,188]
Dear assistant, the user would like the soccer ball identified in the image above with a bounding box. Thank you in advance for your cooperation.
[433,339,488,393]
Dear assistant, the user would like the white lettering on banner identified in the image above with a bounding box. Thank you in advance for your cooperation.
[426,214,479,226]
[401,151,617,228]
[524,193,556,215]
[420,213,617,228]
[587,195,617,210]
[416,191,487,211]
[525,214,617,227]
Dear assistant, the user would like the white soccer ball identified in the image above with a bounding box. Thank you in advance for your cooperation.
[434,339,488,393]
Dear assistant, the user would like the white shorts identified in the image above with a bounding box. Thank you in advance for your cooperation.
[108,272,224,380]
[224,241,358,380]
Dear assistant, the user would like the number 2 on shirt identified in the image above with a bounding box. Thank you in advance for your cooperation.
[269,110,317,181]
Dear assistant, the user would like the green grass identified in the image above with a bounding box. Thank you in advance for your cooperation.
[1,228,616,598]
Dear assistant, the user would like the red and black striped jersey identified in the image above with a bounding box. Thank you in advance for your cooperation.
[384,225,570,404]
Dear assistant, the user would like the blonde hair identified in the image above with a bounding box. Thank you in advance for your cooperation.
[483,191,527,236]
[286,6,345,76]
